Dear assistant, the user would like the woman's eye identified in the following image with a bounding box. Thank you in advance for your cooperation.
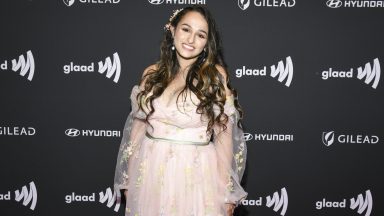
[182,28,189,32]
[199,34,205,39]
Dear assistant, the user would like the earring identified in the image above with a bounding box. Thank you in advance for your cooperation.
[171,45,175,50]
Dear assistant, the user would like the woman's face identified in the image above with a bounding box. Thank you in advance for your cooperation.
[171,11,209,63]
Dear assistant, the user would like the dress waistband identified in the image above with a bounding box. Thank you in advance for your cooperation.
[145,131,210,146]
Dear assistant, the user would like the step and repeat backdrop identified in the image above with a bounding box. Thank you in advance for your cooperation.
[0,0,383,215]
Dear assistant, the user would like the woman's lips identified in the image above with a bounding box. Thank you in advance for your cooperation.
[182,43,195,51]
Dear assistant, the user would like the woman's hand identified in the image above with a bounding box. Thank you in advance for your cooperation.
[225,203,236,216]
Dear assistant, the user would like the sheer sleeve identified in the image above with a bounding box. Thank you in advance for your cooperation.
[114,85,147,200]
[213,95,248,207]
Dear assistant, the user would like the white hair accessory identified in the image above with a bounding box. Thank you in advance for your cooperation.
[164,8,184,31]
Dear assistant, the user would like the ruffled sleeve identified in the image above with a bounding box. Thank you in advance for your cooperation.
[114,85,147,200]
[213,95,248,207]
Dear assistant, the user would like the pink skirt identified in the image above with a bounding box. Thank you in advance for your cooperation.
[123,134,238,216]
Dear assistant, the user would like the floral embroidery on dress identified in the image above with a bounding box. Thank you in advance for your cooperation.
[135,159,147,188]
[121,171,129,185]
[226,173,234,192]
[193,148,201,168]
[121,140,138,164]
[185,165,193,190]
[170,196,177,215]
[114,85,248,216]
[234,142,246,173]
[157,163,165,188]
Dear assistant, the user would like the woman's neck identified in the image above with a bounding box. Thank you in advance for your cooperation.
[176,54,198,73]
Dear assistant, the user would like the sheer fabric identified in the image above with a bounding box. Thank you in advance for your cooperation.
[114,85,147,192]
[212,94,248,207]
[114,85,247,215]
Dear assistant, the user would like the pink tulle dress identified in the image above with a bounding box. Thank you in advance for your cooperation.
[114,85,248,216]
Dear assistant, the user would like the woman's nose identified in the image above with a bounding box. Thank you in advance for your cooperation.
[187,34,195,44]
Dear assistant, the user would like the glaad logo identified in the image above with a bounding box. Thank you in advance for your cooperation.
[63,52,121,83]
[321,58,381,89]
[238,0,295,9]
[65,128,121,137]
[99,187,121,212]
[14,181,38,210]
[357,58,380,89]
[350,190,373,216]
[241,187,288,216]
[238,0,251,10]
[326,0,343,8]
[322,131,379,146]
[1,50,35,81]
[271,56,293,87]
[98,52,121,83]
[148,0,206,5]
[316,190,373,216]
[266,188,288,216]
[63,0,120,6]
[326,0,384,8]
[65,187,120,212]
[236,56,293,87]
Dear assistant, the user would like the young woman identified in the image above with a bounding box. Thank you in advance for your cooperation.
[114,5,248,216]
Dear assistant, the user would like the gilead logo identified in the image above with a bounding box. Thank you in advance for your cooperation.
[238,0,295,9]
[63,0,120,7]
[322,131,335,146]
[63,0,75,6]
[238,0,251,10]
[316,190,373,216]
[322,131,379,146]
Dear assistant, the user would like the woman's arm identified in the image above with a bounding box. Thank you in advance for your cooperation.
[213,65,248,208]
[113,65,156,200]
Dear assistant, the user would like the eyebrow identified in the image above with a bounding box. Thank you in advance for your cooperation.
[181,23,208,36]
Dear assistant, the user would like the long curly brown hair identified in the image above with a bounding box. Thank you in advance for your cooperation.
[137,5,244,134]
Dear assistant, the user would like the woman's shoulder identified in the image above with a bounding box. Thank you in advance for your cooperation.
[143,63,158,75]
[214,64,233,97]
[139,63,158,89]
[215,64,227,79]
